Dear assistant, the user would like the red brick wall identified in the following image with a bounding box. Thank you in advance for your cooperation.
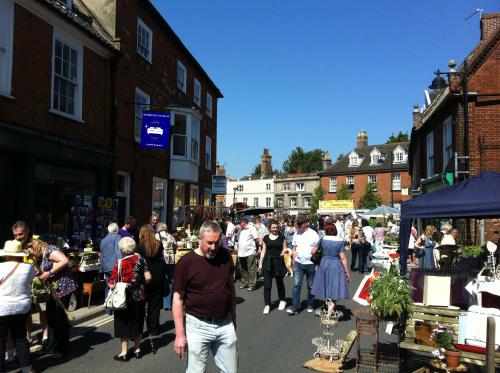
[0,4,112,149]
[320,171,411,207]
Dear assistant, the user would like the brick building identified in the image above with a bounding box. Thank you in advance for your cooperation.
[83,0,222,228]
[319,132,411,209]
[0,0,116,241]
[409,13,500,241]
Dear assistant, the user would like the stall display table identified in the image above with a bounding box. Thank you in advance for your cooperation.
[370,248,399,272]
[429,359,468,372]
[465,278,500,307]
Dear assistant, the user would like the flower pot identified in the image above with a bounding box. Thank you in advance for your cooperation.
[445,350,461,368]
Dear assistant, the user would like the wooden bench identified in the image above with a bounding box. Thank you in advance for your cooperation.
[399,304,500,367]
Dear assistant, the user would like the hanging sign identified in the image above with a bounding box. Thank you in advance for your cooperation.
[141,111,170,149]
[319,200,354,210]
[212,175,227,195]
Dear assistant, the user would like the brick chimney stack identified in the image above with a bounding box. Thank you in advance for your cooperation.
[260,148,272,177]
[413,103,422,129]
[480,13,500,41]
[356,131,368,148]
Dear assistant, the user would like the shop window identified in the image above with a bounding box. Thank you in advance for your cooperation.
[152,177,167,222]
[116,171,131,217]
[190,185,198,206]
[204,188,211,206]
[172,182,185,229]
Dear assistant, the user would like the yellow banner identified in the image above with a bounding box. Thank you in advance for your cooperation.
[319,200,354,210]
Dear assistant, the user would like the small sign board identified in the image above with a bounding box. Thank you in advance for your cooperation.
[140,111,170,150]
[212,175,227,195]
[319,199,354,210]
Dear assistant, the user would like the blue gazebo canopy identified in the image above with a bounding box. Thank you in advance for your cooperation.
[398,171,500,275]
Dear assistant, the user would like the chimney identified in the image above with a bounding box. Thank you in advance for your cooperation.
[356,131,368,148]
[260,148,272,177]
[215,162,226,176]
[412,103,422,129]
[322,151,332,170]
[480,13,500,41]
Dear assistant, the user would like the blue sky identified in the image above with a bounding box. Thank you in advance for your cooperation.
[152,0,500,178]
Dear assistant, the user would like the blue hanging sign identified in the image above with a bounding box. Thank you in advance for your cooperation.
[140,111,170,150]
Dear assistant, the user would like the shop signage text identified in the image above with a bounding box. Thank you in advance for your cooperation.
[141,111,170,150]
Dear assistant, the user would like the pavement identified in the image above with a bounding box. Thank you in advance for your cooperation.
[13,269,484,373]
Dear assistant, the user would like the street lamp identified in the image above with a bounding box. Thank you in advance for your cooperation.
[233,186,238,205]
[429,59,469,169]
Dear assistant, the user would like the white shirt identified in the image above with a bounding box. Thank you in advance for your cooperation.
[0,262,37,316]
[440,234,456,245]
[362,226,375,244]
[237,226,259,257]
[292,228,320,265]
[335,221,345,241]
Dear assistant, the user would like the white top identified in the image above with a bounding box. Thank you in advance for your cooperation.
[237,225,259,257]
[362,226,375,244]
[225,222,235,239]
[441,234,456,245]
[0,262,37,316]
[292,228,320,265]
[335,221,345,241]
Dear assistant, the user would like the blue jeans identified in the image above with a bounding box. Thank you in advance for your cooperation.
[185,314,238,373]
[103,272,112,314]
[163,265,175,309]
[292,262,316,311]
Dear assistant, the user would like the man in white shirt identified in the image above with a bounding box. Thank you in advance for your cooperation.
[332,216,345,241]
[287,215,319,315]
[237,216,259,291]
[225,217,235,250]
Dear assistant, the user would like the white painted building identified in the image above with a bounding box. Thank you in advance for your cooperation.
[226,176,275,208]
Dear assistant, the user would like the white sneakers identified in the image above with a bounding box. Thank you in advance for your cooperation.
[263,305,270,314]
[278,301,287,311]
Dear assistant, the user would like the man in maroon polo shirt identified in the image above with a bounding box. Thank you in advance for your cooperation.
[173,221,237,373]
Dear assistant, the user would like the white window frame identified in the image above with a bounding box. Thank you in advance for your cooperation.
[152,177,168,222]
[368,175,377,191]
[276,197,283,207]
[303,196,311,208]
[392,173,401,191]
[443,116,453,166]
[206,93,213,118]
[237,184,243,192]
[283,183,290,191]
[205,136,212,170]
[266,197,271,207]
[193,78,201,106]
[0,0,14,98]
[177,60,187,93]
[346,176,355,191]
[266,183,271,191]
[170,111,200,164]
[116,171,131,217]
[348,152,360,167]
[290,197,297,208]
[137,17,153,63]
[426,132,434,177]
[134,87,150,143]
[329,177,337,193]
[296,182,305,192]
[370,149,381,165]
[243,197,248,205]
[253,197,259,206]
[50,30,83,121]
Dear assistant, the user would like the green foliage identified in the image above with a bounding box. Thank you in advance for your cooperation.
[386,131,409,144]
[309,186,324,222]
[358,183,382,210]
[435,329,455,351]
[251,163,261,176]
[336,153,344,162]
[462,245,482,258]
[336,183,352,200]
[369,265,413,320]
[282,147,324,174]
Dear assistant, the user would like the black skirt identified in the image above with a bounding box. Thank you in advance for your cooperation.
[114,300,145,338]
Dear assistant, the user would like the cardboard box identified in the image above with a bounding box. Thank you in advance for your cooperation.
[423,275,451,307]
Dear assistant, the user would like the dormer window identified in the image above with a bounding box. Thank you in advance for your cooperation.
[370,148,381,165]
[349,152,361,167]
[393,146,406,163]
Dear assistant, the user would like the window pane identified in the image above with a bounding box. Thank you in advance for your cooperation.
[173,114,186,135]
[173,135,186,156]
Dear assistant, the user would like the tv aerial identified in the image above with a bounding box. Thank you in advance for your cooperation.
[465,8,483,21]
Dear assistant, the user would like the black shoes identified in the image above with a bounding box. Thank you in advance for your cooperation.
[134,350,143,359]
[113,354,129,362]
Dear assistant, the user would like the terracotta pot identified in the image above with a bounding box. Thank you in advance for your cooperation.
[445,350,461,368]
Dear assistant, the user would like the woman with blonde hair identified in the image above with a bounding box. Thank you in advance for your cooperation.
[155,223,176,310]
[415,225,437,270]
[137,225,165,339]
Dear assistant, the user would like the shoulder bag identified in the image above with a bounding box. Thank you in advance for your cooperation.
[104,259,128,310]
[311,239,323,266]
[0,262,20,287]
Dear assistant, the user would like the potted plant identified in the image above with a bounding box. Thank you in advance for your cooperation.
[434,328,461,368]
[369,264,413,322]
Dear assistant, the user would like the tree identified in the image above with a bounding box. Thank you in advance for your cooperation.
[336,153,345,162]
[386,131,409,144]
[358,183,382,209]
[282,147,324,174]
[336,183,352,200]
[309,185,324,223]
[250,163,261,176]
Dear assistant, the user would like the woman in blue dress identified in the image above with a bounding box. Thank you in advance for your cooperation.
[311,224,351,310]
[415,225,437,270]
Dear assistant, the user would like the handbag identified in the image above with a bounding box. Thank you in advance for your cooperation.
[415,248,425,258]
[104,259,128,310]
[311,240,323,266]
